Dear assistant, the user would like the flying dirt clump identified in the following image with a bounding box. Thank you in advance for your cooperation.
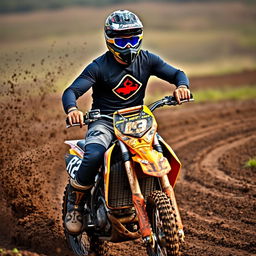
[0,48,78,255]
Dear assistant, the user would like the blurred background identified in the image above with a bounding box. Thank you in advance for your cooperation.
[1,0,255,95]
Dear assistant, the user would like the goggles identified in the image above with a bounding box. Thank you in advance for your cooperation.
[107,34,143,49]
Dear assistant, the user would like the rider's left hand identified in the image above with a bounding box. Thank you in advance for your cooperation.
[173,85,190,104]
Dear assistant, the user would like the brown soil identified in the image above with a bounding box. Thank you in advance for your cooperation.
[0,70,255,256]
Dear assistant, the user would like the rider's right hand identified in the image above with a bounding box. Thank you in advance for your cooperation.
[67,107,84,128]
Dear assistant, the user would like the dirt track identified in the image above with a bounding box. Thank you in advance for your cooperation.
[0,71,255,256]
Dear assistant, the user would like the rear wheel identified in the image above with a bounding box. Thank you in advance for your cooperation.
[146,191,180,256]
[62,184,108,256]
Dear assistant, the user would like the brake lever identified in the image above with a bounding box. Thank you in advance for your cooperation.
[179,98,194,104]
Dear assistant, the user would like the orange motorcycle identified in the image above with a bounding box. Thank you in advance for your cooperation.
[62,95,193,256]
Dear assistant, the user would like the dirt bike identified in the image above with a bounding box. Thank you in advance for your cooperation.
[62,95,193,256]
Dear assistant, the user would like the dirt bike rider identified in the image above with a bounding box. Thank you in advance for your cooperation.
[62,10,190,235]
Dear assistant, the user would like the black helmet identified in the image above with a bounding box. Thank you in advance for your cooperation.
[104,10,143,64]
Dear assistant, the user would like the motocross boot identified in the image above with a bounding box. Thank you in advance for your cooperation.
[65,178,93,234]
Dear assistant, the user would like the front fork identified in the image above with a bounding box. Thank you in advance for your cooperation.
[154,134,184,242]
[160,175,185,242]
[119,137,184,244]
[119,141,152,242]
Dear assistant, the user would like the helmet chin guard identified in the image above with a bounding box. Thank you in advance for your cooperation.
[104,10,143,64]
[107,42,141,64]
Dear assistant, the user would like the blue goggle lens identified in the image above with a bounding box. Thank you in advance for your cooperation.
[114,36,140,48]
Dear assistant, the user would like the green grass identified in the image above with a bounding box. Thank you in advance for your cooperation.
[144,85,256,105]
[245,157,256,168]
[0,248,22,256]
[193,86,256,102]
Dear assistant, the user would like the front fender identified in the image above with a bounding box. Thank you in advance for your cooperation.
[158,136,181,187]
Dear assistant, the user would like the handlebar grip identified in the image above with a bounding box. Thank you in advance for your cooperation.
[66,115,90,128]
[165,93,194,105]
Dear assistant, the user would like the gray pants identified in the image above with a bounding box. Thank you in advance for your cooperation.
[76,119,115,186]
[84,119,115,149]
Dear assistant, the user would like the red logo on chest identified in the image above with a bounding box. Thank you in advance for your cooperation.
[113,75,142,100]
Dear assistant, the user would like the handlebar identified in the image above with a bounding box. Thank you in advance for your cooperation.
[66,94,194,128]
[148,94,194,112]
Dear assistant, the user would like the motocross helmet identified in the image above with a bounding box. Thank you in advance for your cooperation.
[104,10,143,64]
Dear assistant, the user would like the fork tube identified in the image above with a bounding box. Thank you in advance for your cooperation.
[153,134,163,153]
[160,175,183,231]
[153,135,183,230]
[119,141,152,238]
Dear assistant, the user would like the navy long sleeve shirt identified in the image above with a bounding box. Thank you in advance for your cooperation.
[62,50,189,114]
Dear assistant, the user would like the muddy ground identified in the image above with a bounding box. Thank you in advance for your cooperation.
[0,70,255,256]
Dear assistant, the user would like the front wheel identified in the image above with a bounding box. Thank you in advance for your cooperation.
[146,191,180,256]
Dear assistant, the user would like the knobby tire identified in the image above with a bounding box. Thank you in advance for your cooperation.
[146,190,180,256]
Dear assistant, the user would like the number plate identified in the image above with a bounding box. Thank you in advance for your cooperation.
[115,114,153,138]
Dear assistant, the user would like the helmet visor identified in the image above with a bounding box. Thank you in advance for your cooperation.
[114,35,142,49]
